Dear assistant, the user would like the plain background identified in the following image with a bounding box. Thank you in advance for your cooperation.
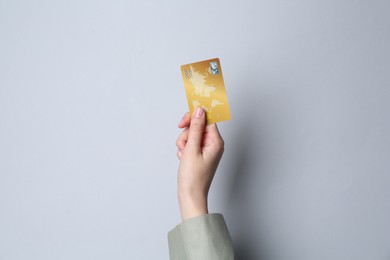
[1,0,389,259]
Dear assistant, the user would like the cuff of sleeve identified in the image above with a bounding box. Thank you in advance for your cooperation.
[168,213,234,260]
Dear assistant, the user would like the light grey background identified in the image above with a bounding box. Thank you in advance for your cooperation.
[0,0,389,259]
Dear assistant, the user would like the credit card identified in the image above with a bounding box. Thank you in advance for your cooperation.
[180,58,231,124]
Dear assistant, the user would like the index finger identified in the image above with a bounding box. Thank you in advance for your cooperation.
[178,112,191,128]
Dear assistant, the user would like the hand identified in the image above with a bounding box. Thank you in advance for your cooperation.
[176,107,225,221]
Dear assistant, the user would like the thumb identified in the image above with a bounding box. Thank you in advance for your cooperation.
[187,107,206,154]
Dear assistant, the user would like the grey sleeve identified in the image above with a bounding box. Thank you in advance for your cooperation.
[168,213,235,260]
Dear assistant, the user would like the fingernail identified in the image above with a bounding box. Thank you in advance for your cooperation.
[195,107,204,118]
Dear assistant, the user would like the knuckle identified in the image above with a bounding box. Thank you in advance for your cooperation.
[191,118,204,129]
[191,123,201,131]
[216,137,225,149]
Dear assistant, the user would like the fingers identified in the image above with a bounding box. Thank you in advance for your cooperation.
[177,150,182,160]
[176,112,191,159]
[178,112,191,128]
[176,128,189,151]
[205,124,222,140]
[205,123,220,136]
[187,107,206,154]
[204,123,225,149]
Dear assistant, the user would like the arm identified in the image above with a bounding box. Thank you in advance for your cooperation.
[168,107,234,260]
[176,107,224,220]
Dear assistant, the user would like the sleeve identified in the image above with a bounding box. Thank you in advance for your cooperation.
[168,213,234,260]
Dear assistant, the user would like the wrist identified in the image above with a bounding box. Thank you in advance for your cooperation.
[178,192,208,221]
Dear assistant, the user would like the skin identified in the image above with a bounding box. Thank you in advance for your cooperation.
[176,107,225,221]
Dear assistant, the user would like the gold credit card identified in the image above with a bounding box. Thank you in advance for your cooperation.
[180,58,231,124]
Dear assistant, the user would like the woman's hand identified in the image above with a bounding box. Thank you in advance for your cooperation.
[176,107,225,221]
